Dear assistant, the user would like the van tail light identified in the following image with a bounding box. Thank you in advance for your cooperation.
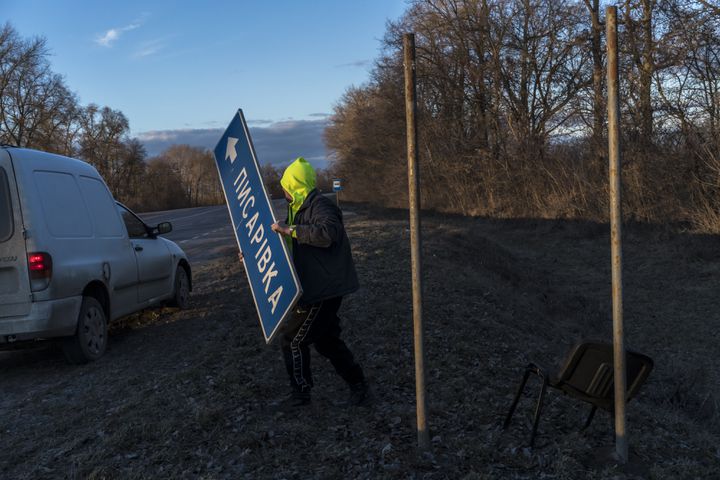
[28,252,52,291]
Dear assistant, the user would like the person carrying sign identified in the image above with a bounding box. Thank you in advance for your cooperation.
[268,157,369,409]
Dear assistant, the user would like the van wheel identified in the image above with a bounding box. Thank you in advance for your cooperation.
[62,297,107,364]
[170,266,190,309]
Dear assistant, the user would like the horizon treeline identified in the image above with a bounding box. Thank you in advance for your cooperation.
[325,0,720,230]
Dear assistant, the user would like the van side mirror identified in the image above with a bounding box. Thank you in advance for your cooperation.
[156,222,172,235]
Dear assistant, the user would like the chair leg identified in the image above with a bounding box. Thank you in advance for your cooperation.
[504,369,531,430]
[582,406,597,431]
[530,378,548,448]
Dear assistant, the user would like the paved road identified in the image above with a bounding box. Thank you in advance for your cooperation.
[138,194,345,265]
[138,200,287,264]
[140,205,236,264]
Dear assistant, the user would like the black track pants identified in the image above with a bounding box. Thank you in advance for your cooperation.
[280,296,365,393]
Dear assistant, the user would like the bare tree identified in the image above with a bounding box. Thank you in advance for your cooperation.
[325,79,407,207]
[620,0,676,147]
[698,0,720,15]
[138,157,189,212]
[582,0,605,150]
[492,0,589,151]
[260,163,284,199]
[0,23,81,153]
[114,138,147,209]
[156,144,222,207]
[323,0,720,226]
[78,105,130,193]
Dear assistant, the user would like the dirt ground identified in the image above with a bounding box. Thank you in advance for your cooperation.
[1,203,718,479]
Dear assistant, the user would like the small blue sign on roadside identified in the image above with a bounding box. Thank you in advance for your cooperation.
[333,178,343,192]
[213,109,302,343]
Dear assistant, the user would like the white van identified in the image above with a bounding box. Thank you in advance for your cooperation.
[0,146,191,363]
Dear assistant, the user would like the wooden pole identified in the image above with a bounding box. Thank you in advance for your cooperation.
[403,32,430,452]
[606,6,628,464]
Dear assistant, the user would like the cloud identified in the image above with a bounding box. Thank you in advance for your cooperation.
[133,38,166,58]
[136,118,331,168]
[96,19,144,47]
[335,60,370,68]
[247,119,275,127]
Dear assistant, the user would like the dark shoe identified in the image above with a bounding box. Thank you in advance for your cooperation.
[273,390,311,412]
[347,381,371,407]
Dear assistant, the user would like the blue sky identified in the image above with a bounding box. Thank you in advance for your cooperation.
[4,0,407,166]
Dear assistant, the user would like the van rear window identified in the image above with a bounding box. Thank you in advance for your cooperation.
[0,167,13,242]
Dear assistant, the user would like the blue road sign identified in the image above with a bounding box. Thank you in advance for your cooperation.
[213,109,302,343]
[333,178,343,192]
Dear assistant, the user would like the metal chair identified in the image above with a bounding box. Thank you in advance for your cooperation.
[503,341,653,447]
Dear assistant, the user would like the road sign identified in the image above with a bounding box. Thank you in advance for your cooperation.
[213,109,302,343]
[333,179,343,192]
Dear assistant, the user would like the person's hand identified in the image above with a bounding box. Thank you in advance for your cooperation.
[271,222,292,237]
[237,250,244,262]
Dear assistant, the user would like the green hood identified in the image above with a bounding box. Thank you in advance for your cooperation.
[280,157,316,224]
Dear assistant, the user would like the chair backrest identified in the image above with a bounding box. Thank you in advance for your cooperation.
[555,342,654,406]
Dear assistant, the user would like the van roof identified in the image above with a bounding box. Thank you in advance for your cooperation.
[3,147,101,178]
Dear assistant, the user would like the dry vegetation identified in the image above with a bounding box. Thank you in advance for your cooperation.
[325,1,720,232]
[1,203,718,479]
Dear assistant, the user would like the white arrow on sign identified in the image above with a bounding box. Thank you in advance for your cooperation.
[225,137,239,163]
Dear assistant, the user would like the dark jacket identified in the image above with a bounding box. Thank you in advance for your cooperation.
[290,189,359,304]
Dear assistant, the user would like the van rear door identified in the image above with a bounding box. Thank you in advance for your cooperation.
[0,150,32,318]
